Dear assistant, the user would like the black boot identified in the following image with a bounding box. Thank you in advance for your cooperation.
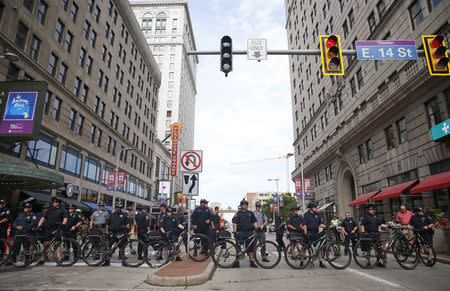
[250,261,258,268]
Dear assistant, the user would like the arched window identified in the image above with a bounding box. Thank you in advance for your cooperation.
[141,13,153,34]
[155,12,167,34]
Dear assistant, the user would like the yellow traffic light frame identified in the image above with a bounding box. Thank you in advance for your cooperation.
[319,35,344,76]
[422,35,449,76]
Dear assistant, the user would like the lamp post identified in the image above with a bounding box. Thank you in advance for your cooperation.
[268,178,280,223]
[299,154,305,213]
[284,153,294,193]
[112,147,134,207]
[0,52,19,62]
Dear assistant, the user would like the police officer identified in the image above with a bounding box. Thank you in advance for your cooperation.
[90,201,110,230]
[192,199,212,255]
[66,204,82,238]
[303,201,327,268]
[136,205,151,260]
[210,206,220,242]
[360,203,387,267]
[160,206,184,261]
[106,201,129,266]
[275,210,286,251]
[286,206,305,266]
[37,196,68,265]
[408,206,434,261]
[158,203,167,228]
[34,203,50,228]
[254,201,269,262]
[11,203,34,262]
[232,200,258,268]
[341,212,358,255]
[0,200,11,261]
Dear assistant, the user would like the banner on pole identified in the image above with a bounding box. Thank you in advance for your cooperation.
[117,172,125,191]
[107,171,115,190]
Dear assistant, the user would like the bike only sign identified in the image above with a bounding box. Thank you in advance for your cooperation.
[180,150,203,173]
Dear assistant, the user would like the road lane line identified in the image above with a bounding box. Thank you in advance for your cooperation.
[346,268,403,289]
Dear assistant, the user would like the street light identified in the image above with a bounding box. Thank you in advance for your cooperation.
[268,178,280,223]
[112,147,134,207]
[284,153,294,193]
[299,154,305,213]
[0,53,19,62]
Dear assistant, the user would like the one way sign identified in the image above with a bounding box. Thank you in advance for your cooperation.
[182,173,199,196]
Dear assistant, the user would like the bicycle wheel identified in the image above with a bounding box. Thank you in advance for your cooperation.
[254,240,281,269]
[145,239,172,268]
[353,240,377,269]
[284,241,312,270]
[393,239,418,270]
[418,241,436,267]
[81,237,108,266]
[326,241,351,270]
[188,233,212,262]
[122,239,146,267]
[53,238,79,267]
[0,238,11,266]
[211,239,238,268]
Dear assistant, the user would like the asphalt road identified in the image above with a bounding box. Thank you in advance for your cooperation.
[0,232,449,290]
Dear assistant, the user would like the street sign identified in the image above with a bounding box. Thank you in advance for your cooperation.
[180,150,203,172]
[247,39,267,60]
[182,173,199,196]
[170,123,182,177]
[431,119,450,141]
[356,40,418,60]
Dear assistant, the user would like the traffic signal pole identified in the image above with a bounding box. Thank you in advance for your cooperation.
[187,49,447,56]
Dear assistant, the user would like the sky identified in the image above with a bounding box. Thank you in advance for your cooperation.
[186,0,295,209]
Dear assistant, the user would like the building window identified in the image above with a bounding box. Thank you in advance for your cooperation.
[97,70,103,87]
[59,145,82,177]
[90,30,97,48]
[81,85,88,103]
[79,48,86,67]
[155,12,167,34]
[368,11,376,32]
[48,53,58,76]
[60,0,68,11]
[356,68,364,89]
[100,102,105,118]
[428,0,443,10]
[348,9,355,28]
[396,118,407,144]
[24,0,35,12]
[358,144,365,164]
[29,35,41,60]
[94,6,101,23]
[342,21,349,39]
[365,139,373,161]
[73,77,81,96]
[43,90,51,114]
[377,0,387,19]
[37,1,47,24]
[15,21,29,49]
[83,157,100,183]
[54,19,64,43]
[51,97,61,121]
[425,96,442,127]
[340,0,345,11]
[70,2,78,22]
[96,129,102,147]
[76,115,84,135]
[385,125,395,150]
[110,31,115,45]
[90,125,96,143]
[388,169,419,186]
[86,56,92,75]
[26,134,59,169]
[350,77,356,96]
[409,0,424,30]
[83,21,90,39]
[81,188,98,203]
[58,62,67,84]
[68,108,76,130]
[64,31,73,52]
[94,96,100,113]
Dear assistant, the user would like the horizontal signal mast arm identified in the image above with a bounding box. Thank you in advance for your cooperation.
[186,49,449,56]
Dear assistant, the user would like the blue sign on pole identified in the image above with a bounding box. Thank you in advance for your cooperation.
[356,40,418,60]
[431,119,450,141]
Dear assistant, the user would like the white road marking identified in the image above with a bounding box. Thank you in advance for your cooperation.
[346,268,404,289]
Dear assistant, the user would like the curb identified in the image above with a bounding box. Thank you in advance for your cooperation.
[437,256,450,265]
[146,260,216,287]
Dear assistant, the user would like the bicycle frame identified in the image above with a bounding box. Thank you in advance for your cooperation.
[235,233,258,256]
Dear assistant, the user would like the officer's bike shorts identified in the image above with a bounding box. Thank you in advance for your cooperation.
[236,231,256,253]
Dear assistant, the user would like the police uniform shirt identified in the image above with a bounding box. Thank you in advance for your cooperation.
[192,206,212,226]
[160,215,177,232]
[13,212,35,231]
[361,213,382,233]
[174,213,186,227]
[210,213,220,229]
[126,213,134,226]
[232,210,257,232]
[341,217,357,233]
[158,211,166,227]
[108,211,127,232]
[286,214,303,232]
[409,214,433,230]
[275,215,285,230]
[44,206,68,228]
[303,211,321,233]
[254,211,268,228]
[91,210,110,226]
[0,207,10,230]
[136,212,150,233]
[67,212,82,228]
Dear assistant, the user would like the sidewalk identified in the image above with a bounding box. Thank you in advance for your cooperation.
[146,256,216,287]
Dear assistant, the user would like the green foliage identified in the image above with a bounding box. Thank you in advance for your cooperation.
[427,208,444,219]
[261,195,298,222]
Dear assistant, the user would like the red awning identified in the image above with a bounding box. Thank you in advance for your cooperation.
[372,179,419,201]
[349,190,381,207]
[410,171,450,194]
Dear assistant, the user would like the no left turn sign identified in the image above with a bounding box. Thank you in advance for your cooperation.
[181,150,203,173]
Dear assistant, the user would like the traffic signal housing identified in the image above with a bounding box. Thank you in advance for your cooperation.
[422,34,449,76]
[319,35,344,75]
[220,36,232,77]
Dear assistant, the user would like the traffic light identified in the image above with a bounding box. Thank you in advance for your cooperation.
[220,36,232,77]
[422,34,449,76]
[319,35,344,75]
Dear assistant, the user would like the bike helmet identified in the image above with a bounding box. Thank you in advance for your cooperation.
[307,201,318,208]
[160,203,167,208]
[366,203,375,210]
[255,201,262,207]
[200,199,208,204]
[413,206,423,213]
[24,203,32,208]
[291,205,300,211]
[67,204,75,209]
[166,206,173,213]
[240,199,249,206]
[51,196,62,203]
[115,201,124,208]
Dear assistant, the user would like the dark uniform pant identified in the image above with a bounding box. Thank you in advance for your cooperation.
[11,233,30,260]
[0,228,7,255]
[276,230,285,249]
[344,233,357,253]
[236,231,256,253]
[65,231,79,257]
[197,225,210,253]
[137,232,147,258]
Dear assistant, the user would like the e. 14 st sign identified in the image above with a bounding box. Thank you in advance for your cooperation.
[356,40,418,60]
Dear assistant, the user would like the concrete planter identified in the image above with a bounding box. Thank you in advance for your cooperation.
[433,228,450,255]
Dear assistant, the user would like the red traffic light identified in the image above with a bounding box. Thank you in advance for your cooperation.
[326,35,338,48]
[431,35,444,48]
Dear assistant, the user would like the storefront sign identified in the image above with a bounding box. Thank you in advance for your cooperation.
[431,119,450,141]
[170,123,182,177]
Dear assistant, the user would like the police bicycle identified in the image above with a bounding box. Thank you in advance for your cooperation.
[410,228,436,267]
[12,226,79,267]
[80,226,146,267]
[285,227,351,270]
[145,229,212,268]
[353,223,417,270]
[211,230,281,269]
[0,237,12,265]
